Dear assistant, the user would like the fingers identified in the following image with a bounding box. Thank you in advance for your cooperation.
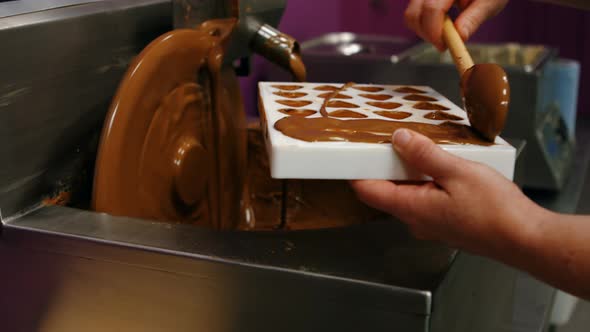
[392,129,462,182]
[350,180,446,219]
[405,0,508,48]
[421,0,454,50]
[455,0,508,40]
[405,0,454,50]
[350,180,398,215]
[405,0,426,40]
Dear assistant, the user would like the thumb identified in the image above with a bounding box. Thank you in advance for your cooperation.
[392,129,461,181]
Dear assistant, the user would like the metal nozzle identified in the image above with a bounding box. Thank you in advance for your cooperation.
[250,24,305,81]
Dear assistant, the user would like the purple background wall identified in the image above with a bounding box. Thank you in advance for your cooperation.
[241,0,590,115]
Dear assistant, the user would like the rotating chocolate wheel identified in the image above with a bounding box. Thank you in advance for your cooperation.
[93,20,247,229]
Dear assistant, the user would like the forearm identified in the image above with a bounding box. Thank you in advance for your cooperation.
[499,209,590,299]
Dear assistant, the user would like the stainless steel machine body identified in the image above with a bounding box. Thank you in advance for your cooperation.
[293,34,578,190]
[0,3,557,332]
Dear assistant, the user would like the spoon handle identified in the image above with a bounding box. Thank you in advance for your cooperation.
[442,16,474,76]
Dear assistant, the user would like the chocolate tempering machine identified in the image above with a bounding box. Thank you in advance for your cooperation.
[0,1,557,331]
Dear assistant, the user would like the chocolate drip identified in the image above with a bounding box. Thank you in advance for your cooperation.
[289,53,307,82]
[318,82,355,116]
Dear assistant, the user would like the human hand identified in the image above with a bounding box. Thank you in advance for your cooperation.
[404,0,509,50]
[351,129,544,257]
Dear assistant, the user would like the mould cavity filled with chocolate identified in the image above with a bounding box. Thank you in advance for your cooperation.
[395,86,427,94]
[374,111,412,120]
[276,99,313,107]
[353,86,384,93]
[279,109,316,117]
[359,94,393,101]
[413,102,450,111]
[272,85,304,91]
[327,100,359,108]
[273,91,308,98]
[367,101,402,110]
[329,110,367,118]
[403,94,437,102]
[314,85,340,91]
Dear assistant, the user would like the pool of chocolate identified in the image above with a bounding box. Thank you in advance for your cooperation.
[275,117,492,145]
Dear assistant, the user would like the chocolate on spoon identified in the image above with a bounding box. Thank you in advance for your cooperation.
[442,17,510,141]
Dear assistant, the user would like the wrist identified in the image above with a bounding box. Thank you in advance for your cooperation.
[490,202,554,266]
[496,202,553,269]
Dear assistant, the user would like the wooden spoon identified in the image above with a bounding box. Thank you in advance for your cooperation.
[442,16,510,142]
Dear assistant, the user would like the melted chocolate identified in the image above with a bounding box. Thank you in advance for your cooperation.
[93,19,246,230]
[289,53,307,82]
[359,94,393,101]
[424,111,463,121]
[242,122,283,230]
[461,63,510,141]
[284,179,385,230]
[276,99,313,107]
[353,86,384,92]
[262,30,307,82]
[274,117,492,145]
[273,91,308,98]
[317,92,352,99]
[403,94,437,102]
[329,110,367,118]
[314,85,340,91]
[319,82,355,116]
[272,85,304,91]
[395,87,427,94]
[279,108,316,117]
[374,111,412,120]
[367,101,402,110]
[413,102,450,111]
[244,123,383,231]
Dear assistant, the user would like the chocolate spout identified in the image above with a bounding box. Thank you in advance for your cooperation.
[250,24,307,82]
